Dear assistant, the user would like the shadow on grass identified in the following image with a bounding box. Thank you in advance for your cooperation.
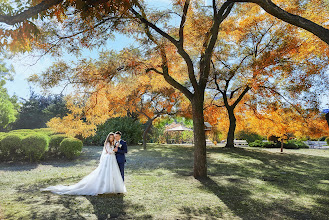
[198,147,329,219]
[15,180,152,219]
[207,147,329,194]
[126,144,194,176]
[4,144,329,219]
[0,162,38,171]
[86,194,152,219]
[179,205,225,219]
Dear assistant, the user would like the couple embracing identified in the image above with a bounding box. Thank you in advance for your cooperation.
[40,131,127,196]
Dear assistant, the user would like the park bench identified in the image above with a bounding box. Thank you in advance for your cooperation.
[304,141,328,149]
[234,140,248,147]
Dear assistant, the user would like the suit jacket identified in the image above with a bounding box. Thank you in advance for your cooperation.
[115,140,127,164]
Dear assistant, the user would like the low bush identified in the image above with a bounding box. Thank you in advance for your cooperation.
[33,128,56,136]
[0,129,84,162]
[326,137,329,146]
[22,134,49,162]
[249,140,264,148]
[9,129,35,133]
[0,134,23,160]
[284,139,309,149]
[49,134,68,155]
[236,130,264,143]
[263,141,280,148]
[59,138,83,159]
[249,139,307,149]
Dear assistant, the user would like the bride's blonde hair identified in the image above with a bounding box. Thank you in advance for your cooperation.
[104,132,115,145]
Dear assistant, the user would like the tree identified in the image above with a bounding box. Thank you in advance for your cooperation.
[244,103,329,142]
[0,80,18,130]
[1,0,329,178]
[230,0,329,44]
[125,85,183,149]
[207,4,329,147]
[30,51,186,149]
[0,60,18,131]
[12,91,69,129]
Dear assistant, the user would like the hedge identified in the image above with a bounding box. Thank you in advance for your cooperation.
[22,134,49,162]
[59,138,83,159]
[235,130,264,143]
[0,129,83,162]
[249,139,309,149]
[284,139,309,149]
[0,134,23,160]
[49,134,68,155]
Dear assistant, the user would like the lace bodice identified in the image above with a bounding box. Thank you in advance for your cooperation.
[104,142,115,154]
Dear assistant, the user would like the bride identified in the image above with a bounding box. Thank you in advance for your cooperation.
[40,132,126,195]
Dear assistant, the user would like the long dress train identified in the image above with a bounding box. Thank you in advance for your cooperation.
[40,142,126,196]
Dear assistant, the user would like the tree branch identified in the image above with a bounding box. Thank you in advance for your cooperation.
[178,0,190,47]
[0,0,63,25]
[199,1,235,89]
[231,0,329,44]
[146,68,193,100]
[232,86,250,109]
[131,4,198,96]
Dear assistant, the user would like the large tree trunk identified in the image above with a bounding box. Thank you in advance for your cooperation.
[226,108,236,148]
[326,113,329,128]
[192,95,207,179]
[143,118,154,150]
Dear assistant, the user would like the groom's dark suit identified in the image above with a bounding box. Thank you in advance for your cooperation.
[115,139,127,181]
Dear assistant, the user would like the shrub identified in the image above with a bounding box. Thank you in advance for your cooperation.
[262,141,280,148]
[249,140,280,148]
[8,129,37,138]
[319,136,327,141]
[0,134,23,160]
[49,134,68,154]
[84,117,143,145]
[0,132,6,137]
[284,139,309,149]
[326,137,329,146]
[59,138,83,159]
[22,134,49,162]
[235,130,264,143]
[33,128,56,136]
[9,129,34,133]
[249,140,264,148]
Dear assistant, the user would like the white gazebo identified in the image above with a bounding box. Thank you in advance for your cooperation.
[204,122,212,131]
[165,124,193,144]
[166,125,193,132]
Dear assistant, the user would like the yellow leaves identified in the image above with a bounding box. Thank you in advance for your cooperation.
[44,51,186,138]
[239,106,329,139]
[47,116,97,138]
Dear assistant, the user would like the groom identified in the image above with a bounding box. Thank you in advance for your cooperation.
[114,131,127,181]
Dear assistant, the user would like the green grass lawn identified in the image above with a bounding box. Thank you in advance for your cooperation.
[1,144,329,219]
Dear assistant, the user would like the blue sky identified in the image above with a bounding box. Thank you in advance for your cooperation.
[3,0,329,109]
[4,33,135,98]
[4,0,172,99]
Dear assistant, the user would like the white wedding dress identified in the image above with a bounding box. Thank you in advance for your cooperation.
[40,142,126,195]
